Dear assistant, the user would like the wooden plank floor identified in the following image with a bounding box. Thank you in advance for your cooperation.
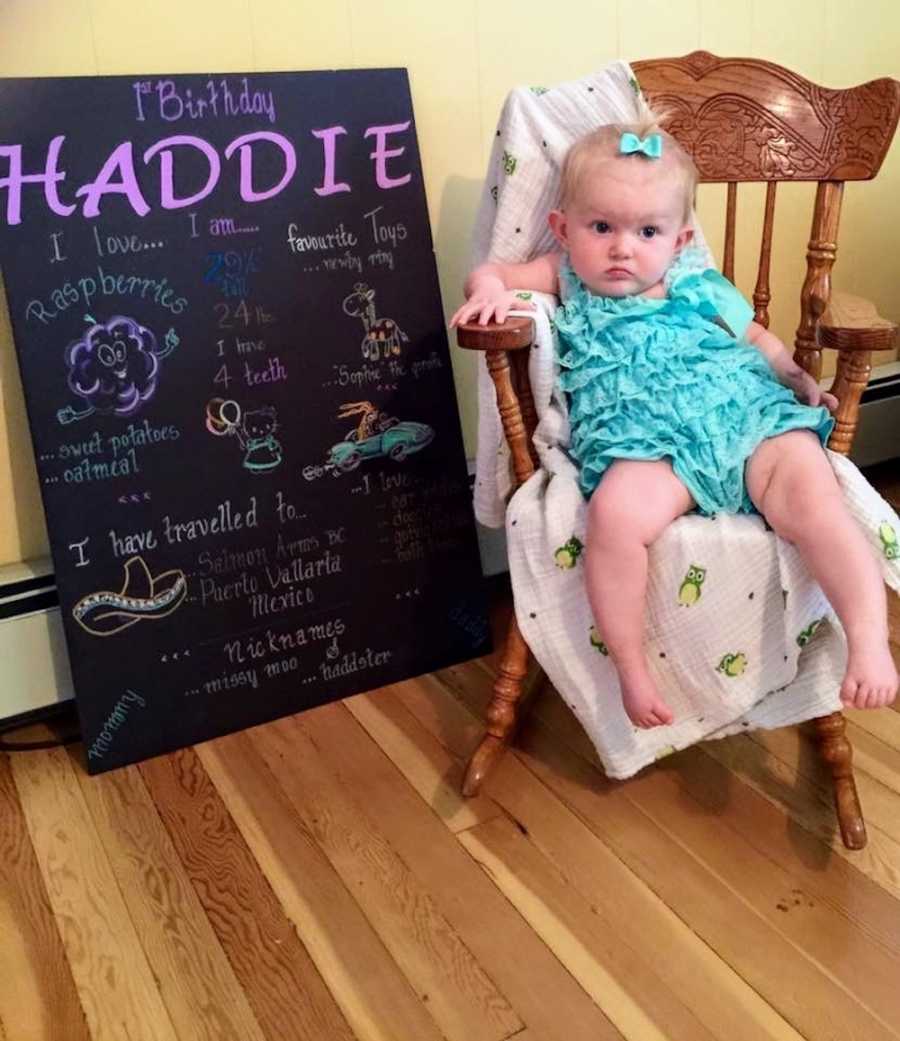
[3,465,900,1041]
[3,589,900,1041]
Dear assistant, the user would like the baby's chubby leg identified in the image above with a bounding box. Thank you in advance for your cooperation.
[585,459,695,728]
[746,430,898,709]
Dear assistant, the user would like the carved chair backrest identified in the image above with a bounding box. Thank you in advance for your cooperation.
[631,52,900,381]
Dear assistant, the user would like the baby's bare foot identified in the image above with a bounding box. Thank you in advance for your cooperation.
[840,634,898,709]
[619,664,675,729]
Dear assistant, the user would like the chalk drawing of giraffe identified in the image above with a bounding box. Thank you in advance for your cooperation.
[341,283,409,361]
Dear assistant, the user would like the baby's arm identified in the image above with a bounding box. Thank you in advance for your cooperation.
[450,253,561,328]
[746,322,838,412]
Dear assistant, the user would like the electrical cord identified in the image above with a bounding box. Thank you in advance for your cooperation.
[0,733,81,751]
[0,705,81,751]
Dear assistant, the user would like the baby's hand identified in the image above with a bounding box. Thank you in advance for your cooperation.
[450,289,534,328]
[780,365,839,412]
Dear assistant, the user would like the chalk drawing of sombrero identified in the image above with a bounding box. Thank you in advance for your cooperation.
[72,555,187,637]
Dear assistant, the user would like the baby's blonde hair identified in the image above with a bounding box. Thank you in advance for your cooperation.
[558,105,699,224]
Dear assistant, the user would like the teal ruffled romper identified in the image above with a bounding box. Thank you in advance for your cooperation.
[555,248,834,515]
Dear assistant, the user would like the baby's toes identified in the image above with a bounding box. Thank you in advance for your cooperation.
[860,686,876,708]
[840,676,859,705]
[878,685,897,708]
[871,686,887,708]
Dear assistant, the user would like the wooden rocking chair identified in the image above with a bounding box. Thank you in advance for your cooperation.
[456,52,900,850]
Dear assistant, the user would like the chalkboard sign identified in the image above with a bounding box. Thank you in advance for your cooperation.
[0,69,489,772]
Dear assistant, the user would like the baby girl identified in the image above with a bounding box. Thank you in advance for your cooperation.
[452,112,898,728]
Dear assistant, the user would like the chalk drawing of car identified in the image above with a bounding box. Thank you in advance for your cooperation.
[327,421,435,472]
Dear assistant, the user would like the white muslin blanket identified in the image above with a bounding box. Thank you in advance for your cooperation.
[470,62,900,778]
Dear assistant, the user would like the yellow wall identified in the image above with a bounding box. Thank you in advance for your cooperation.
[1,0,898,565]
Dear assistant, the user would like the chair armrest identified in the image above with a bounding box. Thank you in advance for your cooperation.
[821,293,897,457]
[455,317,534,352]
[818,292,897,353]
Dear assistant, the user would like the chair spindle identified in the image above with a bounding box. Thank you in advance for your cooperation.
[827,348,873,457]
[752,182,778,329]
[486,351,538,487]
[793,180,844,381]
[723,182,737,282]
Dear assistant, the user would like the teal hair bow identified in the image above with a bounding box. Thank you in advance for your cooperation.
[619,132,662,158]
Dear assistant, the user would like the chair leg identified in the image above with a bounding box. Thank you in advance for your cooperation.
[813,710,867,850]
[462,614,542,797]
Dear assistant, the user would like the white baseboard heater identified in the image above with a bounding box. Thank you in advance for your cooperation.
[0,558,74,727]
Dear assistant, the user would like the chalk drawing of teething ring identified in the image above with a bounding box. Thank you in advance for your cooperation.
[206,398,242,436]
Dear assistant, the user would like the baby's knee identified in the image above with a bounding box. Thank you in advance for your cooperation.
[765,479,843,542]
[590,463,691,543]
[587,487,662,546]
[750,433,836,521]
[587,493,634,544]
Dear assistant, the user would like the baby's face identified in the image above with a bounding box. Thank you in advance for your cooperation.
[551,160,693,297]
